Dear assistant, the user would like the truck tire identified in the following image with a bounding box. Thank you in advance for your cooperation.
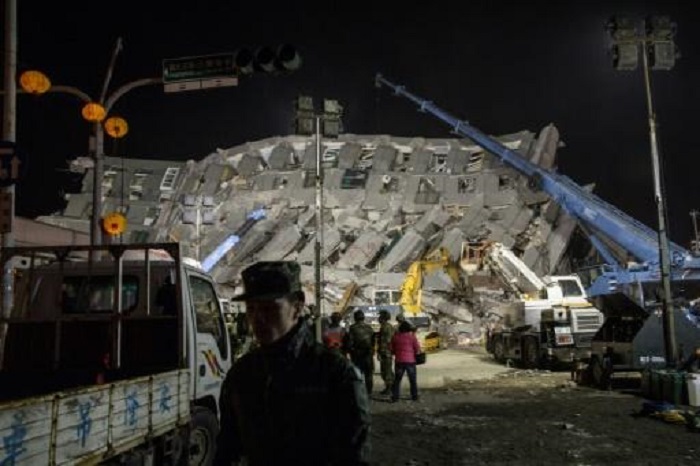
[522,338,539,369]
[189,407,218,466]
[589,357,605,389]
[493,337,506,363]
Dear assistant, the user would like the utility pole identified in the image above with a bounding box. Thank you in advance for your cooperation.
[608,15,679,366]
[314,115,324,343]
[2,0,17,316]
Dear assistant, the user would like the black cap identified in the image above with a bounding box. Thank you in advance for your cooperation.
[231,261,302,301]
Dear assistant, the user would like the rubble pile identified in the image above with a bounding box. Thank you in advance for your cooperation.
[46,127,577,336]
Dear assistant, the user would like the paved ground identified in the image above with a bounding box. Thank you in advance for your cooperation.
[369,347,699,466]
[372,348,510,391]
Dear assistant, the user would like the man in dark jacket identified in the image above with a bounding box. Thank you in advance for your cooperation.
[345,309,376,396]
[214,262,371,466]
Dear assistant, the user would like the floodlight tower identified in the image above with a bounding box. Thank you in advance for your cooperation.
[607,15,680,366]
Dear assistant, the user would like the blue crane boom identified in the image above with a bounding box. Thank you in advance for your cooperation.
[374,74,700,297]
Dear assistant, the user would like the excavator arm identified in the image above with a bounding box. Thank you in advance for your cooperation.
[399,247,469,315]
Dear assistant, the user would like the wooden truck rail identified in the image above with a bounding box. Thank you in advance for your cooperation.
[0,369,190,465]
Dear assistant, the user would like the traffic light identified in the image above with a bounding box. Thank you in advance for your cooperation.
[645,16,678,70]
[607,16,639,70]
[233,45,302,76]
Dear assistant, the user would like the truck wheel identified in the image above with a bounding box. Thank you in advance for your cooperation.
[522,338,539,369]
[189,407,218,466]
[493,338,506,363]
[589,357,604,389]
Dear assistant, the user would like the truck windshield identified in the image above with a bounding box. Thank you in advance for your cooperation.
[558,279,583,298]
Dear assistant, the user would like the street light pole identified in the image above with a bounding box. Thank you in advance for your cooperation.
[2,0,17,316]
[90,38,123,247]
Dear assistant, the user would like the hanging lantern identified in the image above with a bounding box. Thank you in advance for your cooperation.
[102,212,127,236]
[82,102,106,122]
[19,70,51,95]
[104,116,129,138]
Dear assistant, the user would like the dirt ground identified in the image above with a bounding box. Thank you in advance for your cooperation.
[369,348,699,466]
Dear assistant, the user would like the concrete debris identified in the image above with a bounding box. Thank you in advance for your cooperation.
[380,229,426,272]
[52,130,580,333]
[256,224,303,262]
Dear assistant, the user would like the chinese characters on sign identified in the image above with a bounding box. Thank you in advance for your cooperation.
[1,413,27,466]
[162,53,236,83]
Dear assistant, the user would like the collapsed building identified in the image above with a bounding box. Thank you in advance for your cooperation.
[43,125,577,342]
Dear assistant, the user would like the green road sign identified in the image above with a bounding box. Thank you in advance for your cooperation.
[163,53,236,83]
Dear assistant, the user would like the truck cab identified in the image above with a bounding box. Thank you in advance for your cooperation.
[0,243,230,465]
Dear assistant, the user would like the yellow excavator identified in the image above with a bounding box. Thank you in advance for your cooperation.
[399,247,471,352]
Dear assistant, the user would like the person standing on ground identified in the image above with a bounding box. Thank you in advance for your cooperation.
[323,311,347,353]
[391,319,422,402]
[214,262,371,466]
[376,310,395,395]
[345,309,376,396]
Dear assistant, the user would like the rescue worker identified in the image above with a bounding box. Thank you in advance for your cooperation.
[323,311,346,353]
[345,309,376,396]
[376,310,395,395]
[214,262,371,466]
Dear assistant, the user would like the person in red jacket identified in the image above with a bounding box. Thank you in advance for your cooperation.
[390,320,422,402]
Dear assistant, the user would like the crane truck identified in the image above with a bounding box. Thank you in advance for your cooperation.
[374,74,700,378]
[481,243,604,368]
[0,243,230,466]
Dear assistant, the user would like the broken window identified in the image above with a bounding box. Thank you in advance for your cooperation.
[102,172,117,197]
[467,152,484,173]
[458,177,476,194]
[415,177,440,204]
[431,153,448,173]
[357,147,375,170]
[129,172,148,201]
[380,175,399,193]
[275,176,288,190]
[160,167,180,191]
[374,289,401,306]
[322,147,340,165]
[303,170,316,188]
[498,174,514,190]
[144,207,161,226]
[341,169,367,189]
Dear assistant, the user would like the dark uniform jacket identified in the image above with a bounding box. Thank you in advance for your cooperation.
[345,322,375,358]
[213,321,371,466]
[377,322,395,358]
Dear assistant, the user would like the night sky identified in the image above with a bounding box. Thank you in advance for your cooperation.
[6,1,700,248]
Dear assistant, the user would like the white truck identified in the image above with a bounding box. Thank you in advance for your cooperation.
[0,243,231,465]
[483,243,604,368]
